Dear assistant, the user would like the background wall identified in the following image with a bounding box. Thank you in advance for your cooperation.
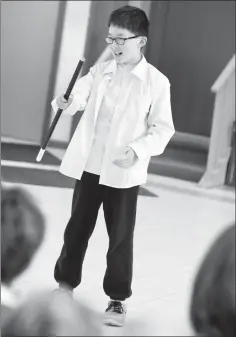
[2,1,235,143]
[146,0,235,136]
[1,1,64,144]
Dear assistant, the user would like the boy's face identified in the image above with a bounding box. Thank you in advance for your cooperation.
[107,25,147,65]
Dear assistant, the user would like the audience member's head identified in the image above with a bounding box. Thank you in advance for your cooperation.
[190,224,235,337]
[1,186,45,284]
[1,291,102,336]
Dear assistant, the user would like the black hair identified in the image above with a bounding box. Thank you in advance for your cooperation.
[1,291,102,336]
[108,5,149,38]
[1,186,45,284]
[190,224,235,337]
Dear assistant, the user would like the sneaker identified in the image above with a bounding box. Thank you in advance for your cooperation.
[104,300,127,327]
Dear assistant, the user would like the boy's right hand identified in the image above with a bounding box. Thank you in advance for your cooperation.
[56,94,74,110]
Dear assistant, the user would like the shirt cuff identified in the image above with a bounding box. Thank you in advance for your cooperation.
[51,97,80,116]
[128,142,147,160]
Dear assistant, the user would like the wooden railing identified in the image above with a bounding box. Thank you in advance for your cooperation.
[199,54,235,188]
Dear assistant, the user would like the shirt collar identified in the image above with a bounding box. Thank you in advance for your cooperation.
[103,54,148,82]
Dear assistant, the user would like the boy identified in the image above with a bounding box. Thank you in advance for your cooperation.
[51,5,175,327]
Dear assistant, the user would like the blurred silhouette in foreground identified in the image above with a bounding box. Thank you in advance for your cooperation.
[1,186,45,323]
[1,290,102,336]
[190,224,235,337]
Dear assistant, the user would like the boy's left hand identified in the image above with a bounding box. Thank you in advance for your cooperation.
[113,147,138,168]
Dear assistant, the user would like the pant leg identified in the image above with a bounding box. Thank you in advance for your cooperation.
[54,172,102,288]
[102,185,139,301]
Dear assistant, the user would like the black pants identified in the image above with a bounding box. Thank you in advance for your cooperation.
[54,172,139,301]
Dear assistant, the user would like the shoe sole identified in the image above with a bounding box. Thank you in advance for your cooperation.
[103,318,124,327]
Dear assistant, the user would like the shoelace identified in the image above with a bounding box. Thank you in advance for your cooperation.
[106,301,124,314]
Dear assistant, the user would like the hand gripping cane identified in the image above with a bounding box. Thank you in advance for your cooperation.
[36,58,85,162]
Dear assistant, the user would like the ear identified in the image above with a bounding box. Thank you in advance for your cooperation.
[139,36,147,48]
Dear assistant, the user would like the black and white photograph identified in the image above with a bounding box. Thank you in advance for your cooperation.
[1,1,235,336]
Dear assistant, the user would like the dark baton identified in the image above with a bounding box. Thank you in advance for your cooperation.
[36,57,85,162]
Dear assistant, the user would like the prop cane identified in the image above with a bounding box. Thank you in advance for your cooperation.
[36,58,85,162]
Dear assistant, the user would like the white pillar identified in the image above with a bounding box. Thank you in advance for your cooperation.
[50,1,91,144]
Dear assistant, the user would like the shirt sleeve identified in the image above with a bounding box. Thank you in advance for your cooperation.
[129,79,175,160]
[51,65,96,116]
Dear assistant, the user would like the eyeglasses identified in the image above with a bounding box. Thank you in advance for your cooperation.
[105,36,140,45]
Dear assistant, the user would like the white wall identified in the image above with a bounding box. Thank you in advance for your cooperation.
[50,1,91,143]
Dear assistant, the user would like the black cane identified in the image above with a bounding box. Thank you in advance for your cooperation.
[36,57,85,162]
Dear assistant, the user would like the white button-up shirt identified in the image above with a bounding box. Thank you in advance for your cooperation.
[84,71,121,175]
[51,56,175,188]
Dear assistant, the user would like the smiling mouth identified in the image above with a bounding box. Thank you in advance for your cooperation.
[114,51,123,57]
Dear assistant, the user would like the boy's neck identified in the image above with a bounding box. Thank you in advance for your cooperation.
[117,54,143,72]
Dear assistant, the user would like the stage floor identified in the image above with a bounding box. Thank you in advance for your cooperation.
[3,172,235,336]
